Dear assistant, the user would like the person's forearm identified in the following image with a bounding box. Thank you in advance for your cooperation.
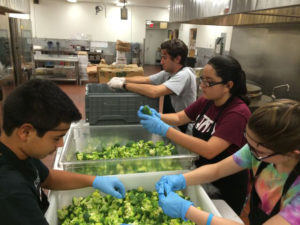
[161,110,191,126]
[42,170,95,190]
[125,76,150,84]
[161,113,186,126]
[166,128,215,158]
[125,83,163,98]
[184,156,243,186]
[186,206,242,225]
[184,163,222,186]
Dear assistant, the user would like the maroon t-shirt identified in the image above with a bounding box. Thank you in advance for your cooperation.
[184,96,251,154]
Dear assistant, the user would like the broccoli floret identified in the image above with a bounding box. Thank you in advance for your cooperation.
[142,105,152,115]
[57,206,69,220]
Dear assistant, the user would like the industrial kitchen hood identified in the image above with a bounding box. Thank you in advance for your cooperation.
[169,0,300,26]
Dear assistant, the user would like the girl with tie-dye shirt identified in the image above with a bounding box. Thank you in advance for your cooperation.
[155,99,300,225]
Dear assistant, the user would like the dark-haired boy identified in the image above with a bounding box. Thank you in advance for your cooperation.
[0,79,125,225]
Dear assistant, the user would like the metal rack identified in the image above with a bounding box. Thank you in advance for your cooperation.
[33,54,80,84]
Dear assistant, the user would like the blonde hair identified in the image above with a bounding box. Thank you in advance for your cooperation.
[248,99,300,154]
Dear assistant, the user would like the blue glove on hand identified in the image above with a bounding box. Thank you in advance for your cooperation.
[156,174,186,195]
[138,107,170,136]
[92,176,125,199]
[159,192,193,221]
[137,105,160,119]
[150,107,161,119]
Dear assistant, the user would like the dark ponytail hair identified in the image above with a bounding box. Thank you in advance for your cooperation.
[208,55,250,105]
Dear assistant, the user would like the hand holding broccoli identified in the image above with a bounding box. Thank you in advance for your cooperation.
[156,174,186,195]
[138,105,161,119]
[158,191,193,221]
[138,106,170,136]
[92,176,125,199]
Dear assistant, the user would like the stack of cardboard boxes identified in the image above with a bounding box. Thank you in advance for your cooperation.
[97,63,144,83]
[86,40,143,83]
[116,40,131,65]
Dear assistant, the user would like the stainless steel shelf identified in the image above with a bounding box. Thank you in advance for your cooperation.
[34,54,80,84]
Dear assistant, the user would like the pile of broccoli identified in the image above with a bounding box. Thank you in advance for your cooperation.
[76,140,177,160]
[57,187,197,225]
[72,140,185,175]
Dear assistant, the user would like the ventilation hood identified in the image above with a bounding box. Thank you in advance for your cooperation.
[169,0,300,26]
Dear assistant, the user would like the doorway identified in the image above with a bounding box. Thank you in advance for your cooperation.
[144,29,168,65]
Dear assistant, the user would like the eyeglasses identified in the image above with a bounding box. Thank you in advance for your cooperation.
[245,132,280,160]
[199,76,225,87]
[247,142,280,161]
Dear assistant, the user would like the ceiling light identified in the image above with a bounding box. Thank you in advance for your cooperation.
[67,0,77,3]
[116,2,124,7]
[9,13,30,19]
[116,0,128,7]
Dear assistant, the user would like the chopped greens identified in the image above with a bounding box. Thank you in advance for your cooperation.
[73,140,184,175]
[57,188,198,225]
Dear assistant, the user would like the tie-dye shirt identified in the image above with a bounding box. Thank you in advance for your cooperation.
[233,144,300,225]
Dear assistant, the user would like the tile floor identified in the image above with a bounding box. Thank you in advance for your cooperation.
[41,64,249,224]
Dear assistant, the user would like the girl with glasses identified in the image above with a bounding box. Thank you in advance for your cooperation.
[155,99,300,225]
[138,55,251,214]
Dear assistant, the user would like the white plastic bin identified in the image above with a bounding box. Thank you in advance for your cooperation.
[45,171,221,225]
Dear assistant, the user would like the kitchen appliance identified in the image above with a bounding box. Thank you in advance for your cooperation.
[0,4,33,128]
[9,16,33,84]
[247,82,273,112]
[0,13,15,124]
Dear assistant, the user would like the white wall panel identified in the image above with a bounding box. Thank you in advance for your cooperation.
[31,0,169,43]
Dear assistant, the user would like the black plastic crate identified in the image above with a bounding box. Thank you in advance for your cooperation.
[85,84,159,125]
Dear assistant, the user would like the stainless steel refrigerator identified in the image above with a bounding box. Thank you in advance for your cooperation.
[0,13,33,125]
[0,13,15,123]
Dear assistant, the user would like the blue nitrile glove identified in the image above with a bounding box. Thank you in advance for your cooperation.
[137,105,160,119]
[150,107,161,119]
[156,174,186,195]
[158,191,193,221]
[138,109,170,137]
[92,176,126,199]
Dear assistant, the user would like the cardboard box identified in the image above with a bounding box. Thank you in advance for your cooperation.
[116,58,127,65]
[77,51,88,55]
[116,40,131,48]
[88,73,99,82]
[86,65,97,75]
[116,40,131,52]
[98,66,144,83]
[116,44,131,52]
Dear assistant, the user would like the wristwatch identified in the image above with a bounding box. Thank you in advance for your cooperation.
[123,83,127,90]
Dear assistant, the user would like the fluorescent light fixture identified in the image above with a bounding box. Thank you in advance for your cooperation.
[67,0,77,3]
[116,2,124,7]
[116,0,128,7]
[9,13,30,19]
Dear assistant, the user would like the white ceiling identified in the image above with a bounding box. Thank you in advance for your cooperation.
[65,0,170,9]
